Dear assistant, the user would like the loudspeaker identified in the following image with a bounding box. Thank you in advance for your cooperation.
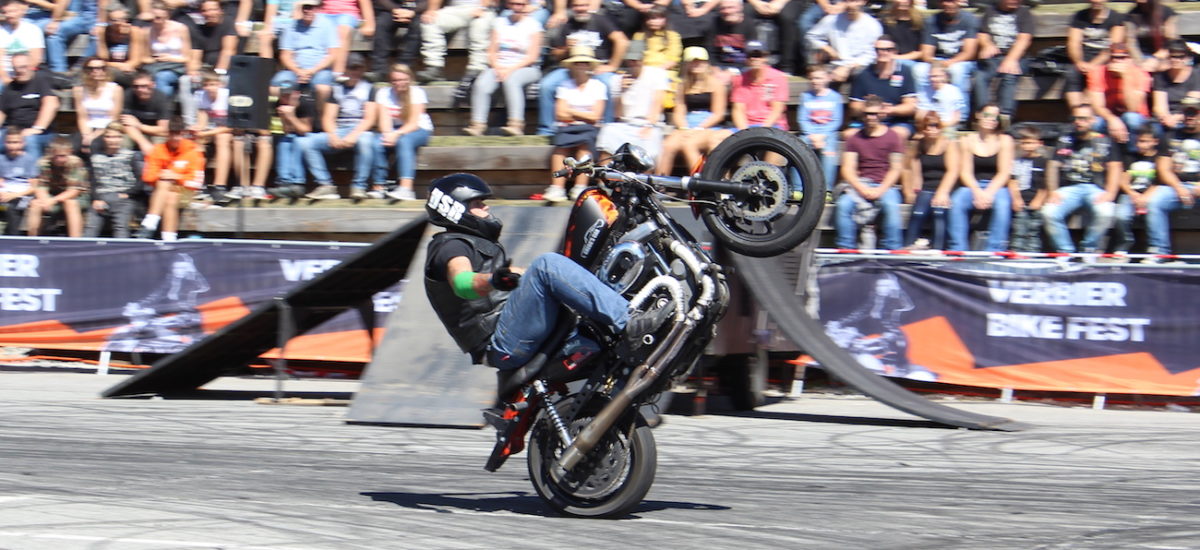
[227,55,274,131]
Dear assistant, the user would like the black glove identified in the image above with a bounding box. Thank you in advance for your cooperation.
[490,262,521,291]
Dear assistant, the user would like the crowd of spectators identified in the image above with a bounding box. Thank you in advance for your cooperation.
[0,0,1194,259]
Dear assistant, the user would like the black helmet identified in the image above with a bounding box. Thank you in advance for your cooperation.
[425,173,503,241]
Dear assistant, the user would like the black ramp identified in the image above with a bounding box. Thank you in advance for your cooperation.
[102,217,429,398]
[732,253,1029,431]
[346,206,573,427]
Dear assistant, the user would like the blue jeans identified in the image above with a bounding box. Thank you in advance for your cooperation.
[374,128,431,182]
[1041,183,1116,253]
[303,127,376,188]
[536,69,617,136]
[274,134,306,185]
[802,133,839,190]
[488,253,629,370]
[1144,183,1196,253]
[1093,112,1149,152]
[1010,208,1043,252]
[948,184,1012,251]
[270,69,335,89]
[973,56,1025,115]
[905,189,947,249]
[45,12,96,72]
[834,181,903,249]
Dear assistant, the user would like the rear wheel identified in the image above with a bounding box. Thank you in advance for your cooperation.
[527,398,657,518]
[699,127,825,257]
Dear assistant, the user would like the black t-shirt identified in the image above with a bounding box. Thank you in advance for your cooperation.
[0,72,54,129]
[1159,129,1200,184]
[885,19,921,56]
[980,5,1034,55]
[1126,3,1177,56]
[124,88,173,126]
[922,12,979,59]
[1070,8,1125,60]
[1152,69,1200,115]
[425,237,474,282]
[850,63,916,123]
[1124,152,1159,193]
[710,16,757,69]
[192,19,237,68]
[1012,155,1046,202]
[550,14,622,63]
[1054,131,1120,187]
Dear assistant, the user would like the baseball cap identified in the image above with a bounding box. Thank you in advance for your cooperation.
[745,40,768,55]
[683,46,709,62]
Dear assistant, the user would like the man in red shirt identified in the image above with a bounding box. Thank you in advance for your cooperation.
[1087,43,1150,150]
[730,41,789,131]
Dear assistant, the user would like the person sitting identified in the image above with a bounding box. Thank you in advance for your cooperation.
[1125,0,1177,73]
[544,46,606,203]
[596,40,670,165]
[272,0,340,102]
[415,0,495,83]
[1009,125,1048,253]
[915,60,965,131]
[949,103,1013,252]
[0,128,36,235]
[44,0,98,76]
[1152,40,1200,133]
[73,57,124,155]
[848,35,917,139]
[708,0,756,78]
[797,64,843,190]
[974,0,1032,119]
[630,6,681,73]
[140,1,196,121]
[318,0,374,82]
[0,52,59,160]
[655,46,730,176]
[1064,0,1125,110]
[269,84,316,199]
[0,0,46,84]
[121,69,171,140]
[96,5,143,87]
[836,95,905,250]
[135,116,205,241]
[1112,125,1160,256]
[190,0,239,77]
[1144,102,1200,262]
[1041,104,1119,257]
[744,0,802,74]
[880,0,922,69]
[25,137,87,237]
[536,0,627,137]
[191,69,239,198]
[304,54,379,200]
[84,122,152,238]
[374,63,434,201]
[805,0,882,84]
[1088,43,1151,152]
[913,0,976,111]
[904,111,956,250]
[464,0,543,136]
[370,0,424,78]
[730,40,788,131]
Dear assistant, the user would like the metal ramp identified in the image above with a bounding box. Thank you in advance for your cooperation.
[102,217,428,398]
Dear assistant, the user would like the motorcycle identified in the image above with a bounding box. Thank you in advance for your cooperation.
[484,127,824,517]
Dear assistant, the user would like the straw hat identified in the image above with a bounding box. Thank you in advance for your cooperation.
[562,45,601,64]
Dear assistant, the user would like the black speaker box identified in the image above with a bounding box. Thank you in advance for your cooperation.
[227,55,275,131]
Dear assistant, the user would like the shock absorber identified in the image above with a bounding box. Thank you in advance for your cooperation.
[533,379,574,447]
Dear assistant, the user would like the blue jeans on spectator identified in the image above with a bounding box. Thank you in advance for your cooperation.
[374,128,431,183]
[948,184,1012,251]
[46,10,97,72]
[905,189,947,249]
[797,3,826,33]
[834,180,903,249]
[303,126,376,189]
[274,134,306,185]
[1093,112,1149,152]
[802,133,839,190]
[973,56,1025,115]
[488,252,629,370]
[1144,183,1196,254]
[1010,208,1043,252]
[270,69,335,90]
[1041,183,1116,253]
[536,69,617,136]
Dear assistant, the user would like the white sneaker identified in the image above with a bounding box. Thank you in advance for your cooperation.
[568,186,585,200]
[387,187,417,201]
[223,186,244,200]
[543,186,567,203]
[248,186,267,200]
[366,189,386,199]
[305,185,340,200]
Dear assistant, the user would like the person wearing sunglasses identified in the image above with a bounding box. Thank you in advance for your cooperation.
[1086,42,1150,151]
[1151,40,1200,132]
[848,35,917,140]
[730,40,788,131]
[1041,104,1119,258]
[836,94,905,250]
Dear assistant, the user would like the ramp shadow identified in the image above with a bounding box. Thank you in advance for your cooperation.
[152,389,356,401]
[362,491,729,518]
[715,410,955,429]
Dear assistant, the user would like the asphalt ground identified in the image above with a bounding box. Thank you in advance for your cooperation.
[1,370,1199,550]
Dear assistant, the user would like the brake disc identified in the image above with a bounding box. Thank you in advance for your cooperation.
[550,416,632,499]
[726,160,790,222]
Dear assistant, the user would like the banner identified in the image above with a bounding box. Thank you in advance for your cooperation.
[816,259,1200,396]
[0,238,401,363]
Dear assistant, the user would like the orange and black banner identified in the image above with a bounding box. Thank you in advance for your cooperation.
[816,260,1200,396]
[0,238,398,363]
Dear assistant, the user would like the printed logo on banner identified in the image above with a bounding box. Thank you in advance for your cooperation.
[0,254,63,312]
[816,260,1200,396]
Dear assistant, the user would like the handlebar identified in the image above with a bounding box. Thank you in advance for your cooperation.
[555,159,760,199]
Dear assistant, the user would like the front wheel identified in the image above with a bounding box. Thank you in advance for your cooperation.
[527,400,657,518]
[698,127,826,257]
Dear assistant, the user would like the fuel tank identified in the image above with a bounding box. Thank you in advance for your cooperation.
[561,188,622,269]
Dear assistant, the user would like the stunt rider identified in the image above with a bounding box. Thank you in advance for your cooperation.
[423,173,663,388]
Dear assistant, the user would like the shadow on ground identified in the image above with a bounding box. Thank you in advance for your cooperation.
[363,491,729,518]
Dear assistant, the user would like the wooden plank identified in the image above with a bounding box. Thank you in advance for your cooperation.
[418,144,552,171]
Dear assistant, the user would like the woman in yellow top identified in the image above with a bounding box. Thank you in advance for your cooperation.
[631,6,682,73]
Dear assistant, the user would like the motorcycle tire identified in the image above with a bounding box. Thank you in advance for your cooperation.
[527,399,657,518]
[698,127,825,257]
